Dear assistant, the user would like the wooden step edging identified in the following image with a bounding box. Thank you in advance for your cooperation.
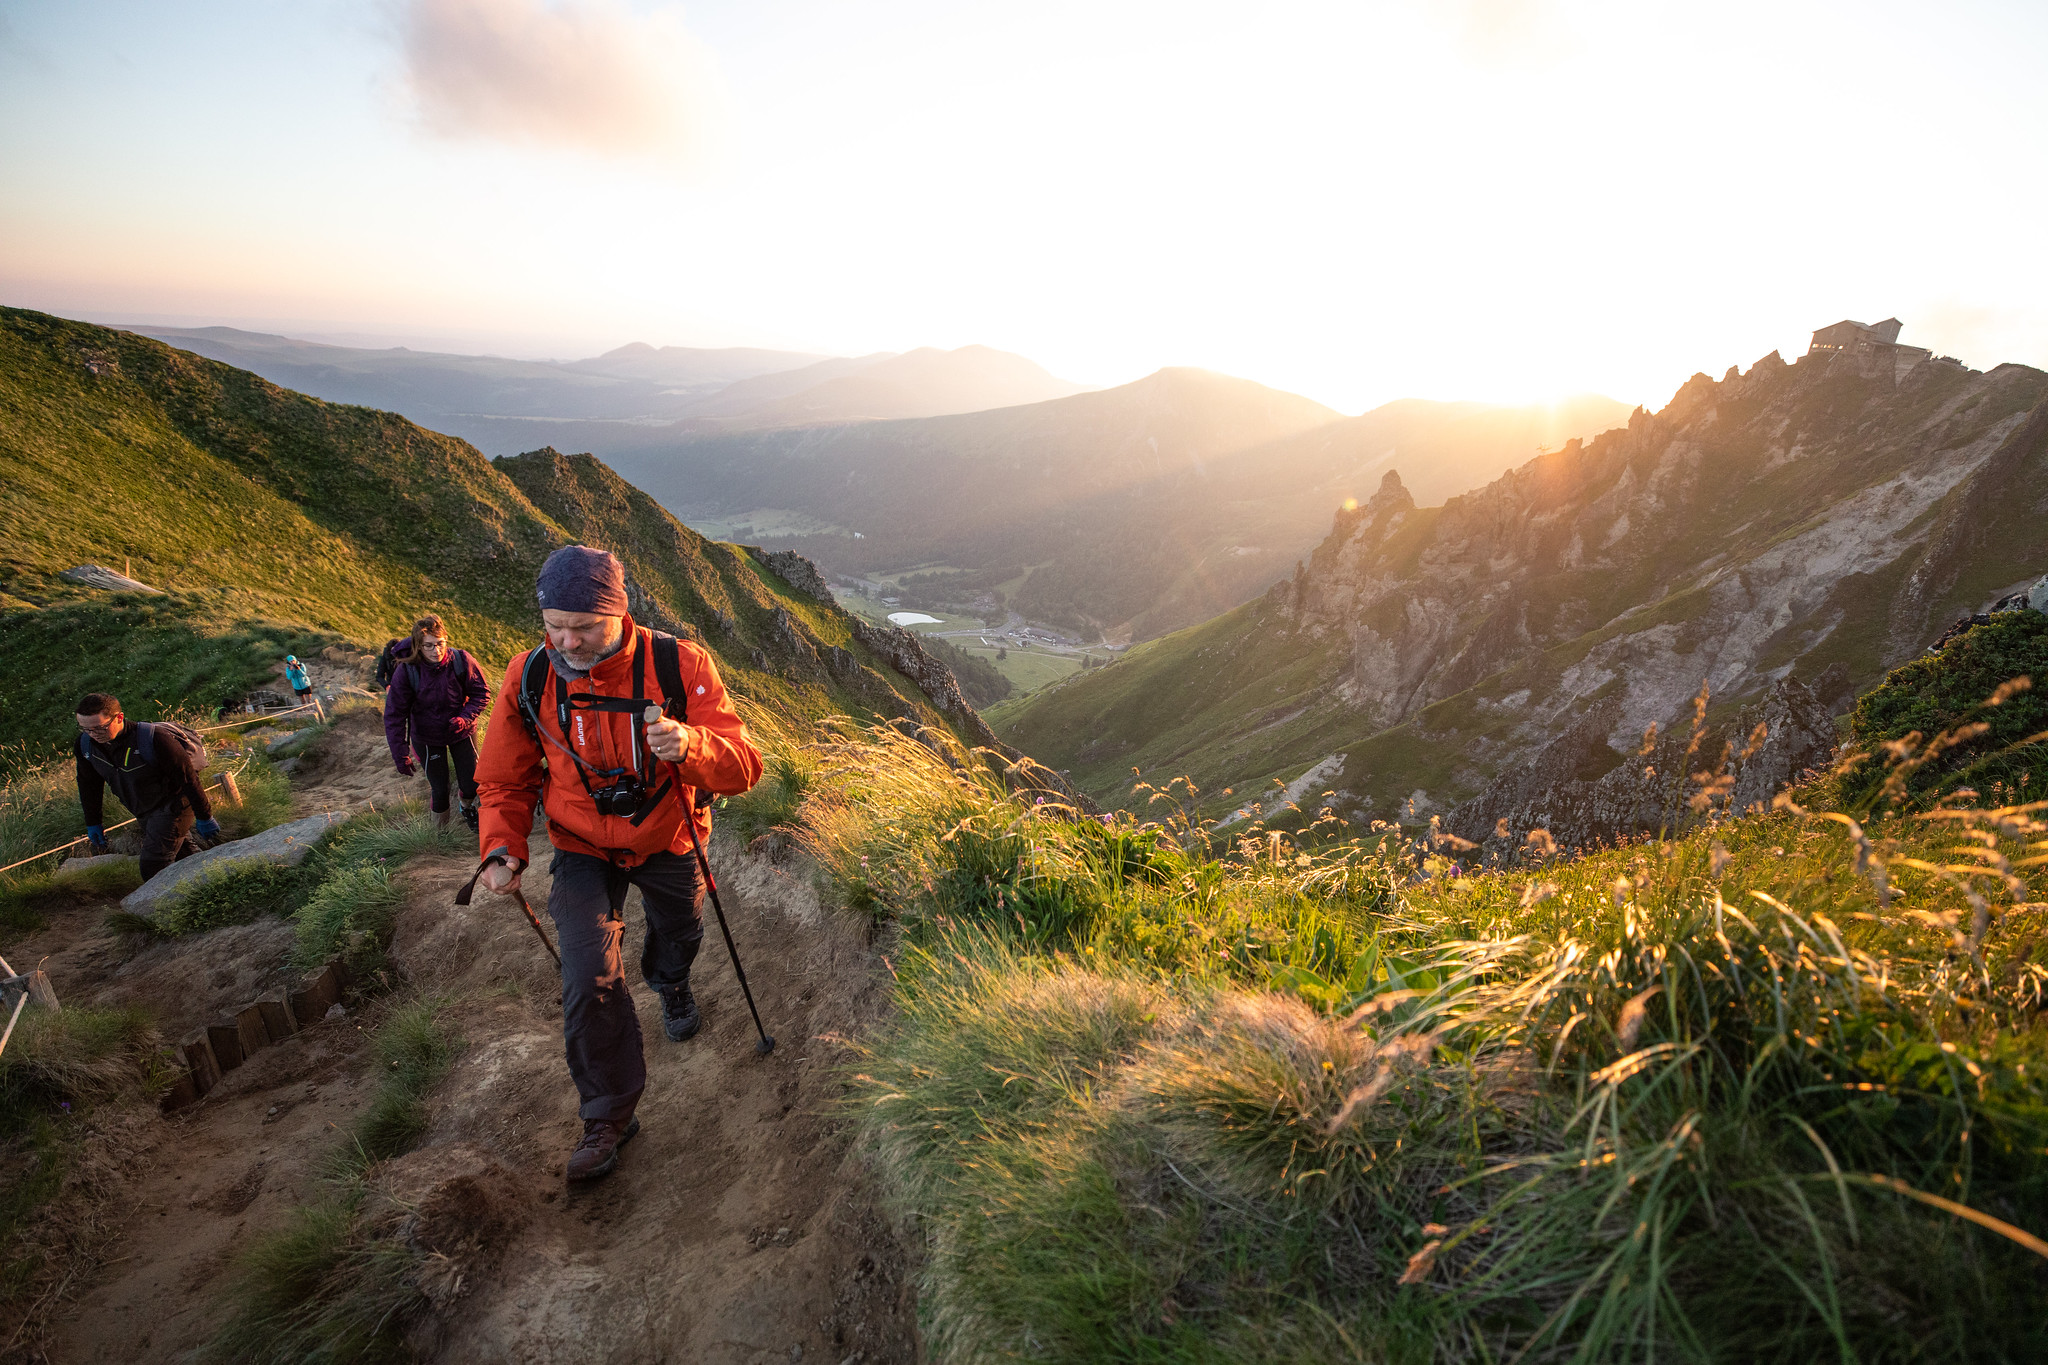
[157,957,354,1112]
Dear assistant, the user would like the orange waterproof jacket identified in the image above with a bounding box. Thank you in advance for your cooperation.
[475,618,762,869]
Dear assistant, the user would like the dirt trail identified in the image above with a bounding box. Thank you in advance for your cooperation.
[286,704,422,817]
[35,720,922,1363]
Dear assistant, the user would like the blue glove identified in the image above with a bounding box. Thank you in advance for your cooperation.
[86,825,108,854]
[193,818,222,840]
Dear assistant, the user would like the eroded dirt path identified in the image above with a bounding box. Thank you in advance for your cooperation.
[387,839,919,1365]
[36,720,921,1364]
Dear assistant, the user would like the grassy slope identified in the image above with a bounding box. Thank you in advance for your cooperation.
[996,598,1357,814]
[777,657,2048,1363]
[0,310,955,757]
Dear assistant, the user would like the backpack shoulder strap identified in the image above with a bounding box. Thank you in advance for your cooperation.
[516,647,552,739]
[651,631,687,723]
[133,721,156,765]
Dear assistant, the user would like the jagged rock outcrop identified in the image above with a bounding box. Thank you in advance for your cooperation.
[749,548,836,606]
[852,620,999,747]
[1287,346,2047,817]
[1445,676,1838,853]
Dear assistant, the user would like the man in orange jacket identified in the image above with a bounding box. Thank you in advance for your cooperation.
[475,545,763,1181]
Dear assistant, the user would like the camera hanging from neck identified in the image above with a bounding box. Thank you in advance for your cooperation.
[534,634,674,826]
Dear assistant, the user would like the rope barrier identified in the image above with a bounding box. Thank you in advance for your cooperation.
[196,700,325,732]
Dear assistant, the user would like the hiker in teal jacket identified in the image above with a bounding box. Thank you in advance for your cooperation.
[284,655,313,703]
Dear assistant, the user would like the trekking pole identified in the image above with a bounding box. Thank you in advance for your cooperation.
[683,805,776,1056]
[509,885,561,966]
[648,707,774,1056]
[454,858,560,966]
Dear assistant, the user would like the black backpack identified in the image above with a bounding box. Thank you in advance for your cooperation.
[375,637,410,688]
[77,720,209,775]
[514,632,691,738]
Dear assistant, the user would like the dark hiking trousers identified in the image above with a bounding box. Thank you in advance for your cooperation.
[139,802,198,882]
[422,738,479,814]
[547,849,705,1121]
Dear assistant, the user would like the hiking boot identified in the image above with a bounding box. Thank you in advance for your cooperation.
[433,807,452,831]
[565,1115,640,1182]
[660,981,700,1041]
[460,802,479,832]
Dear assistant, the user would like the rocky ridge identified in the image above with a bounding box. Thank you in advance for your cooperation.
[998,335,2048,819]
[1291,347,2048,817]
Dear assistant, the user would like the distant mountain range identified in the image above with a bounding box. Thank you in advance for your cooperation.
[125,321,1630,642]
[122,326,1083,445]
[609,376,1631,640]
[997,341,2048,820]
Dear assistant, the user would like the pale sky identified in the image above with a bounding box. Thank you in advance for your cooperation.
[3,0,2045,412]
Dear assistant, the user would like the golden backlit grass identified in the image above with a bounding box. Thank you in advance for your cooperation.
[781,716,2048,1362]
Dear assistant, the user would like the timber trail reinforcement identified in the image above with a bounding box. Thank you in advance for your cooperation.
[6,707,921,1363]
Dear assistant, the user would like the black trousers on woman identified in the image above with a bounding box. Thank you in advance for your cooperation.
[420,737,479,813]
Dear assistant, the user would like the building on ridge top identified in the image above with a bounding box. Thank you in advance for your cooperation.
[1807,316,1936,381]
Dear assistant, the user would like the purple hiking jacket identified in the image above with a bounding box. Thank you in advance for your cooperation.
[384,648,491,765]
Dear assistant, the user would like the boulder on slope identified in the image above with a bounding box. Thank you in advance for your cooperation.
[122,810,349,915]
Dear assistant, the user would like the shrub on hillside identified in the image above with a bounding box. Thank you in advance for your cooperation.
[1846,610,2048,807]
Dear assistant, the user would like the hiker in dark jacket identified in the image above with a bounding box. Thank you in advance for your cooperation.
[74,693,220,880]
[384,614,490,830]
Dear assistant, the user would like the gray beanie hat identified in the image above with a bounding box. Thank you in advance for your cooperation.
[536,545,629,616]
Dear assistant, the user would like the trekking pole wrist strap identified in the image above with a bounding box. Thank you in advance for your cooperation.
[454,851,523,906]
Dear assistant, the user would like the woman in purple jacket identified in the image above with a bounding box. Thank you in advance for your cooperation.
[384,614,491,830]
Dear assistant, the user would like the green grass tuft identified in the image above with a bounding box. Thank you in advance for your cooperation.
[154,861,310,936]
[331,997,460,1175]
[200,1197,426,1365]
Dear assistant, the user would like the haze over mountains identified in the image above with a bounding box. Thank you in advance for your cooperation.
[130,321,1630,642]
[999,330,2048,820]
[612,376,1631,639]
[126,326,1083,443]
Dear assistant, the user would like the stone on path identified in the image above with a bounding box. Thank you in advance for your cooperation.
[123,811,349,916]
